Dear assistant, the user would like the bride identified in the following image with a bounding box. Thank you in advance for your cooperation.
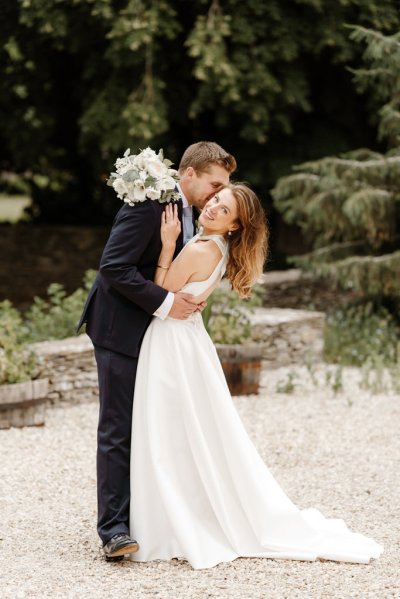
[129,182,383,569]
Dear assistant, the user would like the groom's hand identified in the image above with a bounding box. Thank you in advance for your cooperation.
[169,292,199,320]
[195,301,207,313]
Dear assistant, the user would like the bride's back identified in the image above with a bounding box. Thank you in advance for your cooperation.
[179,235,229,304]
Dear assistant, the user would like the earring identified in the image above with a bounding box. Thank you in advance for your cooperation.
[228,231,232,237]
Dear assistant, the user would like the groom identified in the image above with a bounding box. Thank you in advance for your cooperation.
[78,141,236,560]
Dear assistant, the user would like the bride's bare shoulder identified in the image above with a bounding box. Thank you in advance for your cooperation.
[178,239,222,279]
[184,239,221,260]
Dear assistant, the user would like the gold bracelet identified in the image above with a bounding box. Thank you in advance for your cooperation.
[157,263,170,270]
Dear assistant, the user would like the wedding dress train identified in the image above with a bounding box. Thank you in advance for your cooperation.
[129,234,383,569]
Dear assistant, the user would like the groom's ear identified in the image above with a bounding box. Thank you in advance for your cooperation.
[185,166,195,179]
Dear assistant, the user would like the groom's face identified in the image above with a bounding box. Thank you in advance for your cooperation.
[184,164,230,210]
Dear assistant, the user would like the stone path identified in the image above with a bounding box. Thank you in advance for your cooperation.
[0,364,398,599]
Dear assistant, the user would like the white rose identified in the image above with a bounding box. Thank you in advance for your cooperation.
[133,154,146,170]
[123,182,135,203]
[142,147,157,159]
[112,178,127,198]
[147,158,168,179]
[115,157,128,173]
[146,187,161,200]
[117,163,132,176]
[156,175,177,191]
[133,180,146,202]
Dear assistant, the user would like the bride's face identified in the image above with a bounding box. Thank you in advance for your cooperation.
[199,187,240,236]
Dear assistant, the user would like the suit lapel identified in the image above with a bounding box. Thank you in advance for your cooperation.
[171,185,195,253]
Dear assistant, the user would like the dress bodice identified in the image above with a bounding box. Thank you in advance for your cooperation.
[179,232,229,297]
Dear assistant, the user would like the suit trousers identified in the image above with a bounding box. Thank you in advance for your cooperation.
[93,344,138,544]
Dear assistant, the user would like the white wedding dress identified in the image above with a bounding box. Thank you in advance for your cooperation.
[130,233,383,569]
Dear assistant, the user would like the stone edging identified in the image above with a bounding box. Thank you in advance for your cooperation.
[27,307,325,405]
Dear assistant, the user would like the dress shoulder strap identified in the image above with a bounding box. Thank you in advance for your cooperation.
[195,232,228,257]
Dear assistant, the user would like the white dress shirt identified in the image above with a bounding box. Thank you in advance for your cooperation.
[153,184,193,320]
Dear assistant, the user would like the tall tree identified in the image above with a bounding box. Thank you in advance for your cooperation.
[1,0,399,223]
[272,26,400,310]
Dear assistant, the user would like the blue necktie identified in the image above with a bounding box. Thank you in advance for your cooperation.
[182,206,193,246]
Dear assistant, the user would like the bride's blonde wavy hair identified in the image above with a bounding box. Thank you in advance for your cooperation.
[224,183,268,298]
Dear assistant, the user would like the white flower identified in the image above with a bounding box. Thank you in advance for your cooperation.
[112,178,127,198]
[156,175,177,192]
[133,180,146,202]
[146,187,161,200]
[133,154,146,171]
[147,157,168,179]
[134,147,155,169]
[109,147,179,206]
[125,181,135,194]
[118,163,133,176]
[142,147,157,159]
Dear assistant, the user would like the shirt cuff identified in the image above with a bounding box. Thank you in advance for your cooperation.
[153,292,174,320]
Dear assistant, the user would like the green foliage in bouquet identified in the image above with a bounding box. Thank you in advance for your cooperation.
[202,284,263,345]
[0,300,38,384]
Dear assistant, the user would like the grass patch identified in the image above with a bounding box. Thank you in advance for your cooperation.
[0,194,31,222]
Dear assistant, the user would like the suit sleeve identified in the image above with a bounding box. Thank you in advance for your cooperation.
[99,201,168,315]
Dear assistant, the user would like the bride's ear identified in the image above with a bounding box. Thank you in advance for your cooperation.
[229,222,240,234]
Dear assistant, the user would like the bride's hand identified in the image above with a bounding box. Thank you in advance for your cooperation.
[161,203,181,248]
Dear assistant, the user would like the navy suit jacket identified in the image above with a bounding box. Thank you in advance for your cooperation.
[78,198,185,358]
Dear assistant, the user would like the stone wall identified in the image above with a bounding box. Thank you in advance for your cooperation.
[33,335,99,405]
[259,270,355,312]
[31,306,325,405]
[250,307,325,369]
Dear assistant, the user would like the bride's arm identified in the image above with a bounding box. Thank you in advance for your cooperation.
[155,203,202,292]
[154,203,181,287]
[158,246,203,292]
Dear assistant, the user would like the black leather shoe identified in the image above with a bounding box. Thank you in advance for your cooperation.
[103,533,139,560]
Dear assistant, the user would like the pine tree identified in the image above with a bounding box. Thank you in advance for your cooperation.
[272,26,400,309]
[2,1,400,223]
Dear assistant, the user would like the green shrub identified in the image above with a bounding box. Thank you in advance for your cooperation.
[323,302,400,367]
[24,269,97,343]
[0,269,97,384]
[203,284,263,345]
[0,300,38,384]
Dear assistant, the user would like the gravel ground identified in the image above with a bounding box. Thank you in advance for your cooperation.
[0,363,399,599]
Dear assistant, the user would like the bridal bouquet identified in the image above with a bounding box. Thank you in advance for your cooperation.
[107,147,180,206]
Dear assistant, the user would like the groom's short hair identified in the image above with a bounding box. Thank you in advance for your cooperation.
[178,141,237,175]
